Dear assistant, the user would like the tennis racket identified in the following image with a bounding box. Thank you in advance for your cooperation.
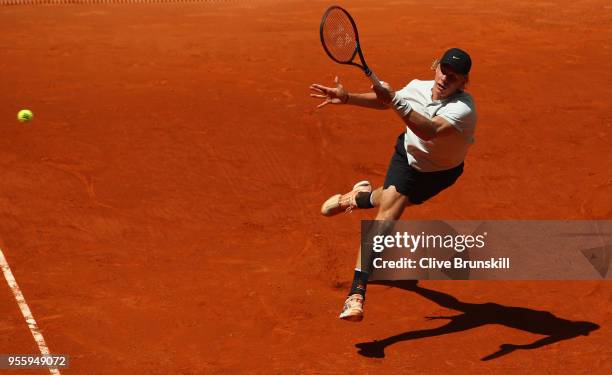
[319,5,382,86]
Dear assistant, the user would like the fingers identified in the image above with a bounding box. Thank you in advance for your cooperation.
[309,84,326,94]
[316,100,330,109]
[310,77,343,109]
[311,76,342,93]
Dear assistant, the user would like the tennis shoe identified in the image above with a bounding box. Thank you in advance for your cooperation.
[321,180,371,216]
[339,294,364,322]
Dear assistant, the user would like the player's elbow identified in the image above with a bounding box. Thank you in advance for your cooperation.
[417,127,438,141]
[420,132,436,141]
[406,117,438,140]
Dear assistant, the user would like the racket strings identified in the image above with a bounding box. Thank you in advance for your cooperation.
[321,8,357,63]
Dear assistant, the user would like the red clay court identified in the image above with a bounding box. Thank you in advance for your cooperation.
[0,0,611,373]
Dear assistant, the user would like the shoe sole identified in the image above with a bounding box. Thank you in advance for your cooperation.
[340,313,364,322]
[320,180,372,217]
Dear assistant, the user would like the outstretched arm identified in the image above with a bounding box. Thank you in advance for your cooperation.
[310,76,388,110]
[481,333,580,361]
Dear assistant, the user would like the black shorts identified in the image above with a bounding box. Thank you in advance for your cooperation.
[383,133,464,205]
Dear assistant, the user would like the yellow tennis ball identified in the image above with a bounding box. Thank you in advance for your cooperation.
[17,109,33,123]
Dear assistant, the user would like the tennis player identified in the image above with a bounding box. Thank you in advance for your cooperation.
[310,48,477,321]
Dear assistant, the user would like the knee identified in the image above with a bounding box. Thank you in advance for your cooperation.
[374,187,408,220]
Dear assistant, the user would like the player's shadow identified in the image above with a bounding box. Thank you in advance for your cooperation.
[356,281,599,361]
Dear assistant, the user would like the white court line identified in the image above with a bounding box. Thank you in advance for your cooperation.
[0,247,61,375]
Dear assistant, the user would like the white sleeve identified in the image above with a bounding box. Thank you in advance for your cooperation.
[437,99,477,133]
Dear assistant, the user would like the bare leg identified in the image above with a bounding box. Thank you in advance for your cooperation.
[369,185,413,209]
[370,187,384,207]
[340,186,413,321]
[355,186,412,270]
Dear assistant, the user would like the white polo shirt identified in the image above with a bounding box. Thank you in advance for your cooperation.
[394,79,477,172]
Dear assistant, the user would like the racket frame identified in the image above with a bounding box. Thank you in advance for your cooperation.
[319,5,381,86]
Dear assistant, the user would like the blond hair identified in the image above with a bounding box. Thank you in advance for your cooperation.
[431,58,441,71]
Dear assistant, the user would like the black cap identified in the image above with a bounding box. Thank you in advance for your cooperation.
[440,48,472,75]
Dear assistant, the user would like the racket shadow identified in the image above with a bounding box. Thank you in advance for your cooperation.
[356,281,600,361]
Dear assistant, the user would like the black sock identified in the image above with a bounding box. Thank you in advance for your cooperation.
[349,269,369,297]
[355,192,374,209]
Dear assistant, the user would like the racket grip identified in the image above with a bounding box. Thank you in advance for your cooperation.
[368,71,382,86]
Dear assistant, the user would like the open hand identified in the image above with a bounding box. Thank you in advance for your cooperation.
[309,76,348,108]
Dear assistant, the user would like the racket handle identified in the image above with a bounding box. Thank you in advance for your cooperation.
[368,71,382,86]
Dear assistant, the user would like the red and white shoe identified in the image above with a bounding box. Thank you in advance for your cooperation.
[339,294,365,322]
[321,180,372,217]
